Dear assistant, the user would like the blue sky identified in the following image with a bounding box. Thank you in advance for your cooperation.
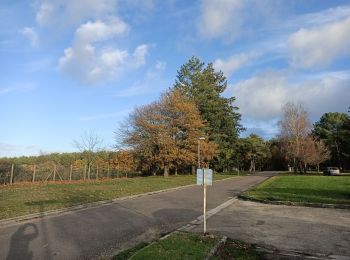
[1,0,350,157]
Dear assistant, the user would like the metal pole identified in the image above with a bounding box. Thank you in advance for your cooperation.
[198,140,200,168]
[198,137,206,234]
[203,169,206,234]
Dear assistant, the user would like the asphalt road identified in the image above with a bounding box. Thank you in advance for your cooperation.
[0,175,268,259]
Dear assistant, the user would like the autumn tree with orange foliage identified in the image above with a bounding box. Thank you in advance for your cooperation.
[110,150,135,176]
[118,89,217,177]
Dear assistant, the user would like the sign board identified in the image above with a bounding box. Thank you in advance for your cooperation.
[196,168,213,186]
[196,169,203,185]
[204,168,213,185]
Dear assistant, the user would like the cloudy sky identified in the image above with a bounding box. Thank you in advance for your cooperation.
[1,0,350,157]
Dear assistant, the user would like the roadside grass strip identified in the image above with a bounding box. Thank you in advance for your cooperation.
[244,176,350,205]
[0,174,232,220]
[112,232,265,260]
[128,232,218,260]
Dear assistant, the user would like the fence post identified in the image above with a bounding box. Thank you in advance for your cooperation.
[10,164,14,184]
[32,165,36,183]
[53,164,56,181]
[70,164,72,182]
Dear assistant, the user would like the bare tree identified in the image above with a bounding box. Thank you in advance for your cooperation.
[73,130,104,179]
[279,102,311,172]
[312,140,331,172]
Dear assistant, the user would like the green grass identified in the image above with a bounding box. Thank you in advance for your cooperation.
[128,232,218,260]
[113,233,264,260]
[0,174,232,220]
[244,176,350,205]
[112,242,148,260]
[212,238,265,260]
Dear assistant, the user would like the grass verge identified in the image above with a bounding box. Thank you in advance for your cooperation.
[0,174,232,220]
[112,242,148,260]
[122,232,218,260]
[244,176,350,205]
[112,233,265,260]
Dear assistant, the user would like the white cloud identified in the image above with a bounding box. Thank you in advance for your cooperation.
[75,19,129,43]
[20,27,38,47]
[293,5,350,28]
[198,0,244,41]
[231,71,350,121]
[58,20,149,84]
[35,0,117,28]
[213,52,259,77]
[288,16,350,69]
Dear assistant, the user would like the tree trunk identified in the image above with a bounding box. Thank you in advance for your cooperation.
[317,164,320,173]
[334,140,342,170]
[175,167,178,176]
[163,165,169,177]
[249,159,253,172]
[191,165,195,175]
[88,163,91,179]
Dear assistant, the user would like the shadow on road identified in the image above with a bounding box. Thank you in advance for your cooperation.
[7,223,38,260]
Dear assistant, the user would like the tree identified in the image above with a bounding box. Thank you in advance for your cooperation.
[110,150,135,177]
[265,139,287,171]
[299,136,330,172]
[279,102,311,172]
[118,89,216,177]
[173,56,243,172]
[313,112,350,170]
[239,134,270,172]
[73,130,104,179]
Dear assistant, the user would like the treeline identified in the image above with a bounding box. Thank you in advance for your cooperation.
[1,57,349,183]
[0,150,136,184]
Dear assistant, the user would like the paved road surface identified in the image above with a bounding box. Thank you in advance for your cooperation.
[0,175,268,259]
[193,199,350,259]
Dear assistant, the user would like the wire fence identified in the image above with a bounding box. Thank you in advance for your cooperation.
[0,163,141,185]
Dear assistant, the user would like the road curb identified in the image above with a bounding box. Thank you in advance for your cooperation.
[178,197,237,232]
[238,194,350,210]
[205,235,227,260]
[0,176,237,227]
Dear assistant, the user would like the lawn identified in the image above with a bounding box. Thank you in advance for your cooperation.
[244,176,350,205]
[127,232,218,260]
[112,232,264,260]
[0,174,232,220]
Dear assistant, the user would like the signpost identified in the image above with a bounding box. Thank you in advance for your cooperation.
[197,168,213,233]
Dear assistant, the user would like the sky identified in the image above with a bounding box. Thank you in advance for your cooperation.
[1,0,350,157]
